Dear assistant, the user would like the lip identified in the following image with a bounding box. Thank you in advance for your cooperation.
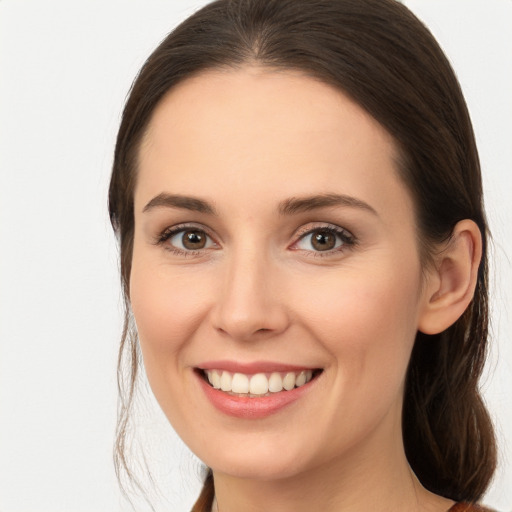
[197,360,317,374]
[195,366,321,419]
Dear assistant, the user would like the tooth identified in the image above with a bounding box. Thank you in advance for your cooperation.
[231,373,250,393]
[295,371,306,387]
[249,373,269,395]
[268,372,283,392]
[210,369,316,394]
[211,370,221,389]
[283,372,296,391]
[220,371,232,392]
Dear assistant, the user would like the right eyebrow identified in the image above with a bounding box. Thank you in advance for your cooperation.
[142,193,217,215]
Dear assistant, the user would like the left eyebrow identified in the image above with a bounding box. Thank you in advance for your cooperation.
[278,193,378,216]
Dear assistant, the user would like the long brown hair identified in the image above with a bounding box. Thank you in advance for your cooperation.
[109,0,496,508]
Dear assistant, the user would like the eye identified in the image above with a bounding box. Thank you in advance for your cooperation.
[158,226,216,253]
[169,229,214,251]
[294,226,355,253]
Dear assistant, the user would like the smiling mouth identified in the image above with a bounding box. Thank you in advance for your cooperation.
[197,368,323,397]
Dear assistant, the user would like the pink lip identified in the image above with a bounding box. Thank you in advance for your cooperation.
[195,368,320,420]
[197,360,317,374]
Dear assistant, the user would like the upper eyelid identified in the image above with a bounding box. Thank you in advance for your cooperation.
[293,222,354,238]
[154,222,218,247]
[160,222,215,237]
[155,221,355,248]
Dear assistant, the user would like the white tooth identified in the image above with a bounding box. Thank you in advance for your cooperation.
[295,371,307,387]
[306,370,313,382]
[206,371,214,385]
[231,373,250,394]
[249,373,269,395]
[283,372,296,391]
[220,371,232,392]
[268,372,283,393]
[212,370,221,389]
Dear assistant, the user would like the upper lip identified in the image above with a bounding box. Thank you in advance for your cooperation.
[196,360,320,374]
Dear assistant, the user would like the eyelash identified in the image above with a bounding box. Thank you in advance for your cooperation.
[154,223,216,257]
[154,223,357,258]
[292,224,357,257]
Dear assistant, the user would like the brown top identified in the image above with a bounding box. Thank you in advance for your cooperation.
[449,503,496,512]
[192,500,497,512]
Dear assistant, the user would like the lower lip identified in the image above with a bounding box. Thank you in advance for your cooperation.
[196,371,318,419]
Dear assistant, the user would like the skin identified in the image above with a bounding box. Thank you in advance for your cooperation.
[130,67,480,512]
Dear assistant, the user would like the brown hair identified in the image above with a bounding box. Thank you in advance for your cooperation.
[109,0,496,508]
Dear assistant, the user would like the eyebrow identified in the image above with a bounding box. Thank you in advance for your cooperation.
[278,193,378,216]
[142,192,377,217]
[143,193,217,215]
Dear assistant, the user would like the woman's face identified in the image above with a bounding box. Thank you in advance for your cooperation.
[130,68,432,480]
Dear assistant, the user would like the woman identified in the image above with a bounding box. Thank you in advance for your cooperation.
[108,0,497,510]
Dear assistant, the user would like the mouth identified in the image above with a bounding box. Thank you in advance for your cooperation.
[196,368,323,398]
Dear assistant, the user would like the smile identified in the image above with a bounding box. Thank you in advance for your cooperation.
[195,365,323,419]
[202,369,318,397]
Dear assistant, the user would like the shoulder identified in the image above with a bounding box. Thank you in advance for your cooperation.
[449,503,497,512]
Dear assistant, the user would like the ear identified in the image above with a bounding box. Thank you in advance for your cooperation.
[418,219,482,335]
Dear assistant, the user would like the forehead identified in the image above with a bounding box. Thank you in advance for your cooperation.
[136,67,411,221]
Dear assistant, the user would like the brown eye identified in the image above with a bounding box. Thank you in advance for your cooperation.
[311,230,336,251]
[166,228,214,252]
[294,226,353,254]
[182,230,206,249]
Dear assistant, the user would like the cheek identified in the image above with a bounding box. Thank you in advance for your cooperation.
[294,261,422,392]
[129,253,211,373]
[128,254,218,431]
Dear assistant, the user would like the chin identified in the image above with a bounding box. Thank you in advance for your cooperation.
[211,459,305,481]
[199,440,313,481]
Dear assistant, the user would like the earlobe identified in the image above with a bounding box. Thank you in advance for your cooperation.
[418,219,482,335]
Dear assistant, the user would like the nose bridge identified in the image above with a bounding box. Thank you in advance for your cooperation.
[212,239,287,340]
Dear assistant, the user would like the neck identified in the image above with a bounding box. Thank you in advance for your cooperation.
[210,420,453,512]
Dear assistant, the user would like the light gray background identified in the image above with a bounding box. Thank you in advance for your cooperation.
[0,1,510,511]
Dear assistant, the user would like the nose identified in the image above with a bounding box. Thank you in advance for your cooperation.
[210,248,290,342]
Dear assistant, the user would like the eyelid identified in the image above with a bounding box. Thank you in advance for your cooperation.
[293,222,353,238]
[154,222,219,254]
[290,222,357,255]
[153,221,356,257]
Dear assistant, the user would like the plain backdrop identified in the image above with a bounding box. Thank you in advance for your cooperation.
[0,1,511,511]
